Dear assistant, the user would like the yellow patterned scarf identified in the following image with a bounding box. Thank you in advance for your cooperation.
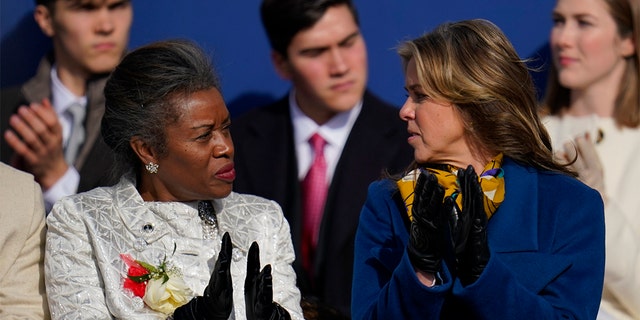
[397,153,505,221]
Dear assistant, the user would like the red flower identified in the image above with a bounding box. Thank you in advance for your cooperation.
[121,253,150,298]
[124,276,147,298]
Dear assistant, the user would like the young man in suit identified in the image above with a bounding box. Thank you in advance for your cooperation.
[231,0,413,317]
[1,0,133,212]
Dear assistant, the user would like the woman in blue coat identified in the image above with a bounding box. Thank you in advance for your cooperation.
[351,19,605,319]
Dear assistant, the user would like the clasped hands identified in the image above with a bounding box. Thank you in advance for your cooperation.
[173,232,291,320]
[407,165,490,287]
[3,98,68,190]
[557,134,606,200]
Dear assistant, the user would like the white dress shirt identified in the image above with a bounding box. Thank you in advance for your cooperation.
[289,89,362,184]
[43,66,87,212]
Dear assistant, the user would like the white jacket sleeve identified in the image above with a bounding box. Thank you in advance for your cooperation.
[45,198,113,319]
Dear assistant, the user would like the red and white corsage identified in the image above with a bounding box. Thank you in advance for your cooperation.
[121,251,193,314]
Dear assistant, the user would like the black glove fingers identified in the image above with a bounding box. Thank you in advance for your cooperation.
[461,216,489,285]
[207,232,232,296]
[427,183,445,219]
[218,232,232,277]
[455,165,491,286]
[271,303,293,320]
[458,165,476,209]
[260,264,274,304]
[411,172,431,217]
[443,196,456,230]
[254,264,274,319]
[174,234,233,320]
[221,232,232,261]
[407,172,448,274]
[412,172,443,225]
[247,241,261,280]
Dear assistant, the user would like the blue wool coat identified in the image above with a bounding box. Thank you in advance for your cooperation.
[352,157,605,319]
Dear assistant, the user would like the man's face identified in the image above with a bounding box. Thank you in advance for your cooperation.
[38,0,133,77]
[273,4,368,124]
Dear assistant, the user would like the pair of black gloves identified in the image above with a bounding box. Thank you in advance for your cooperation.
[173,232,291,320]
[407,165,490,286]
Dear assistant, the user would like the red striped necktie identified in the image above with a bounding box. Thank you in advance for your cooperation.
[301,133,328,278]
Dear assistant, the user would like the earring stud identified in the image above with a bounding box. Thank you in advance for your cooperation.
[145,162,159,174]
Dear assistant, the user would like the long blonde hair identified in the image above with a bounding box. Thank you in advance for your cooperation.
[398,19,572,174]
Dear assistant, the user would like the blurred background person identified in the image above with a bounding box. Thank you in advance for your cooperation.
[352,19,605,319]
[231,0,413,316]
[45,39,302,319]
[1,0,133,212]
[0,162,49,319]
[541,0,639,318]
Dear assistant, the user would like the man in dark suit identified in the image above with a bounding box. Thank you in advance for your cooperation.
[1,0,133,212]
[231,0,413,317]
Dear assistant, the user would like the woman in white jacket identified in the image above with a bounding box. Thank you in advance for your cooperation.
[541,0,640,318]
[45,39,302,320]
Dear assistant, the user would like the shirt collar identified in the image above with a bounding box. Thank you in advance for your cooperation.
[51,65,87,115]
[289,88,362,147]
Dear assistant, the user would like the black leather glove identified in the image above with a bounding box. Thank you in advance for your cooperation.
[244,242,291,320]
[406,171,449,274]
[173,232,233,320]
[454,165,490,286]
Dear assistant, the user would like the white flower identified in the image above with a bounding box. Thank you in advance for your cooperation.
[143,275,194,314]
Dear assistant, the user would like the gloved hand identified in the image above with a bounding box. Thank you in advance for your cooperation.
[173,232,233,320]
[561,135,606,200]
[406,171,449,274]
[244,242,291,320]
[454,165,490,286]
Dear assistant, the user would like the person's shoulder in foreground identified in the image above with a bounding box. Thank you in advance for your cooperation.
[0,162,50,319]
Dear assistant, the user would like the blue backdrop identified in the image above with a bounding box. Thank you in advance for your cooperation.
[1,1,555,116]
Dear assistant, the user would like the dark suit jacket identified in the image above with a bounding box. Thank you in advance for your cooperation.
[1,54,117,193]
[231,90,414,316]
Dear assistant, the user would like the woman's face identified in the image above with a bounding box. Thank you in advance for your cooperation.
[151,88,235,201]
[550,0,634,91]
[399,58,474,169]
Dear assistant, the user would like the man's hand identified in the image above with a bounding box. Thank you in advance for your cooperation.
[3,98,67,189]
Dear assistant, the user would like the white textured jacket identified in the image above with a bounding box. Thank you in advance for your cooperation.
[45,175,303,320]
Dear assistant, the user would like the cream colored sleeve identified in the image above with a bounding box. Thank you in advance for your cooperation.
[0,165,50,319]
[600,199,640,319]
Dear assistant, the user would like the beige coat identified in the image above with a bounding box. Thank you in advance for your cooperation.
[0,163,50,319]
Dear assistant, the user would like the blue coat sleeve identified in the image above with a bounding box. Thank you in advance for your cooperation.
[351,180,452,319]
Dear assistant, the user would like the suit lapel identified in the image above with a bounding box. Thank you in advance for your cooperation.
[75,76,107,170]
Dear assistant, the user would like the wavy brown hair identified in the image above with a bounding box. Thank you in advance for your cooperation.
[398,19,573,175]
